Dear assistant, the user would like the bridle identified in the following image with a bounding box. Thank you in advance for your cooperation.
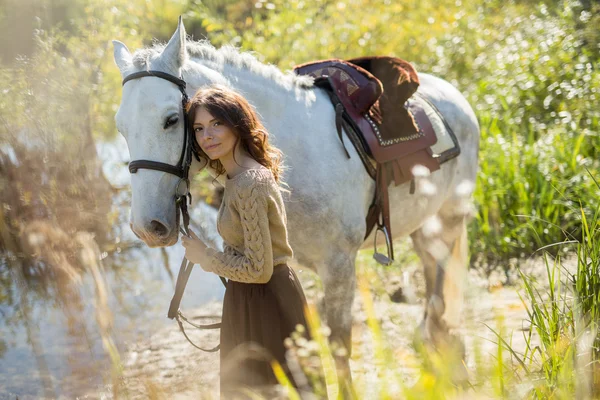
[122,70,226,352]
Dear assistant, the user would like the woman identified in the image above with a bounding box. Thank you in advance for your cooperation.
[180,85,310,395]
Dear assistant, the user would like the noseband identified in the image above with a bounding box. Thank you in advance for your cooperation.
[122,70,224,352]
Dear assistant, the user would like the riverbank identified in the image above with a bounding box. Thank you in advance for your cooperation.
[96,256,555,399]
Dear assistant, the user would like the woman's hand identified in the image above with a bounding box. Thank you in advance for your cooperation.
[181,229,211,269]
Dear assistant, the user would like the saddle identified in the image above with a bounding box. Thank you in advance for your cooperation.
[295,57,454,265]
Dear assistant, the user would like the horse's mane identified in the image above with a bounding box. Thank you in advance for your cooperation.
[131,39,314,89]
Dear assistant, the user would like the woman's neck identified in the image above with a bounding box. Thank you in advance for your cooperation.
[221,148,261,179]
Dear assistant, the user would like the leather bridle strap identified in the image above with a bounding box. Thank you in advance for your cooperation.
[122,70,225,353]
[171,259,221,353]
[129,160,186,178]
[123,70,187,88]
[123,70,192,178]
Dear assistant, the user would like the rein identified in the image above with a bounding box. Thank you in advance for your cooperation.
[122,70,226,352]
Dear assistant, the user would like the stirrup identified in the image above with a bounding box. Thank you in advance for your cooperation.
[373,225,393,266]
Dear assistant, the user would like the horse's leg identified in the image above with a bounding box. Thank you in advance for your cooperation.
[318,251,358,398]
[411,218,468,325]
[410,208,470,382]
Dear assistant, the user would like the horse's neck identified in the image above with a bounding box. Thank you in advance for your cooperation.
[186,59,310,132]
[231,65,290,114]
[185,58,323,183]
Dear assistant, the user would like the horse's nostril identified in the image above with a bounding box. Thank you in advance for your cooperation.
[150,220,169,238]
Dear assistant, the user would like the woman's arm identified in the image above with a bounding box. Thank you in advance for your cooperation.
[204,182,275,283]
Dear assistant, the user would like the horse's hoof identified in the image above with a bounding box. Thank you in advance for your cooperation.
[413,309,469,387]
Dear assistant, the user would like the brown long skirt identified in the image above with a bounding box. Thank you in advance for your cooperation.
[219,264,309,395]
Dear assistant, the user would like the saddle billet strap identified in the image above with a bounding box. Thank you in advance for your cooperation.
[335,103,351,159]
[342,120,377,180]
[313,77,377,178]
[314,78,353,160]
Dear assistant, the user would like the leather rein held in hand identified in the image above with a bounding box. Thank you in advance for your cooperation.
[122,70,226,352]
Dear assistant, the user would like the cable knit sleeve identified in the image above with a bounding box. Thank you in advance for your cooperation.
[222,243,239,257]
[205,181,274,284]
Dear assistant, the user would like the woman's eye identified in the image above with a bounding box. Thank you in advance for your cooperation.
[164,115,179,129]
[194,127,203,133]
[213,121,221,127]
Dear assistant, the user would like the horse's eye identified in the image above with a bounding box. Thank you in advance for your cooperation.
[164,115,179,129]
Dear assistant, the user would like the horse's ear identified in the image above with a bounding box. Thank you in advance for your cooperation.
[113,40,133,79]
[159,16,187,74]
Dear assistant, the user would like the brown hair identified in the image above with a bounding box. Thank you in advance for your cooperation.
[186,85,284,184]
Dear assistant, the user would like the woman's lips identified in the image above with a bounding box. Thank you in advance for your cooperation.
[204,143,220,150]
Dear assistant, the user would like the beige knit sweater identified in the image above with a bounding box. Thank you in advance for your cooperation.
[204,168,293,284]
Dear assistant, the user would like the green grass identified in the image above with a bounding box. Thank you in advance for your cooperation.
[489,176,600,399]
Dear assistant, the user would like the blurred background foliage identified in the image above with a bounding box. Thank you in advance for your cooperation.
[0,0,598,270]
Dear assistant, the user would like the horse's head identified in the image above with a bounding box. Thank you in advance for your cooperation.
[112,18,208,247]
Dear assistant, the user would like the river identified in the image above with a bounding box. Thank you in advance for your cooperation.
[0,135,225,399]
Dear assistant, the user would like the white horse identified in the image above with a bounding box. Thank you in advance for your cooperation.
[112,19,480,382]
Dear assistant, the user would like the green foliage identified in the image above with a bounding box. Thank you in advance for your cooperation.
[410,0,599,262]
[190,0,476,68]
[465,2,600,262]
[486,180,600,398]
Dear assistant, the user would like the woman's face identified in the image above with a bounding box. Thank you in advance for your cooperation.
[193,106,238,161]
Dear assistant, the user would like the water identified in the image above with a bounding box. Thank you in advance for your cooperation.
[0,136,225,399]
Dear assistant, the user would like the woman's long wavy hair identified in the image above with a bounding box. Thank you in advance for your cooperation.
[186,85,284,184]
